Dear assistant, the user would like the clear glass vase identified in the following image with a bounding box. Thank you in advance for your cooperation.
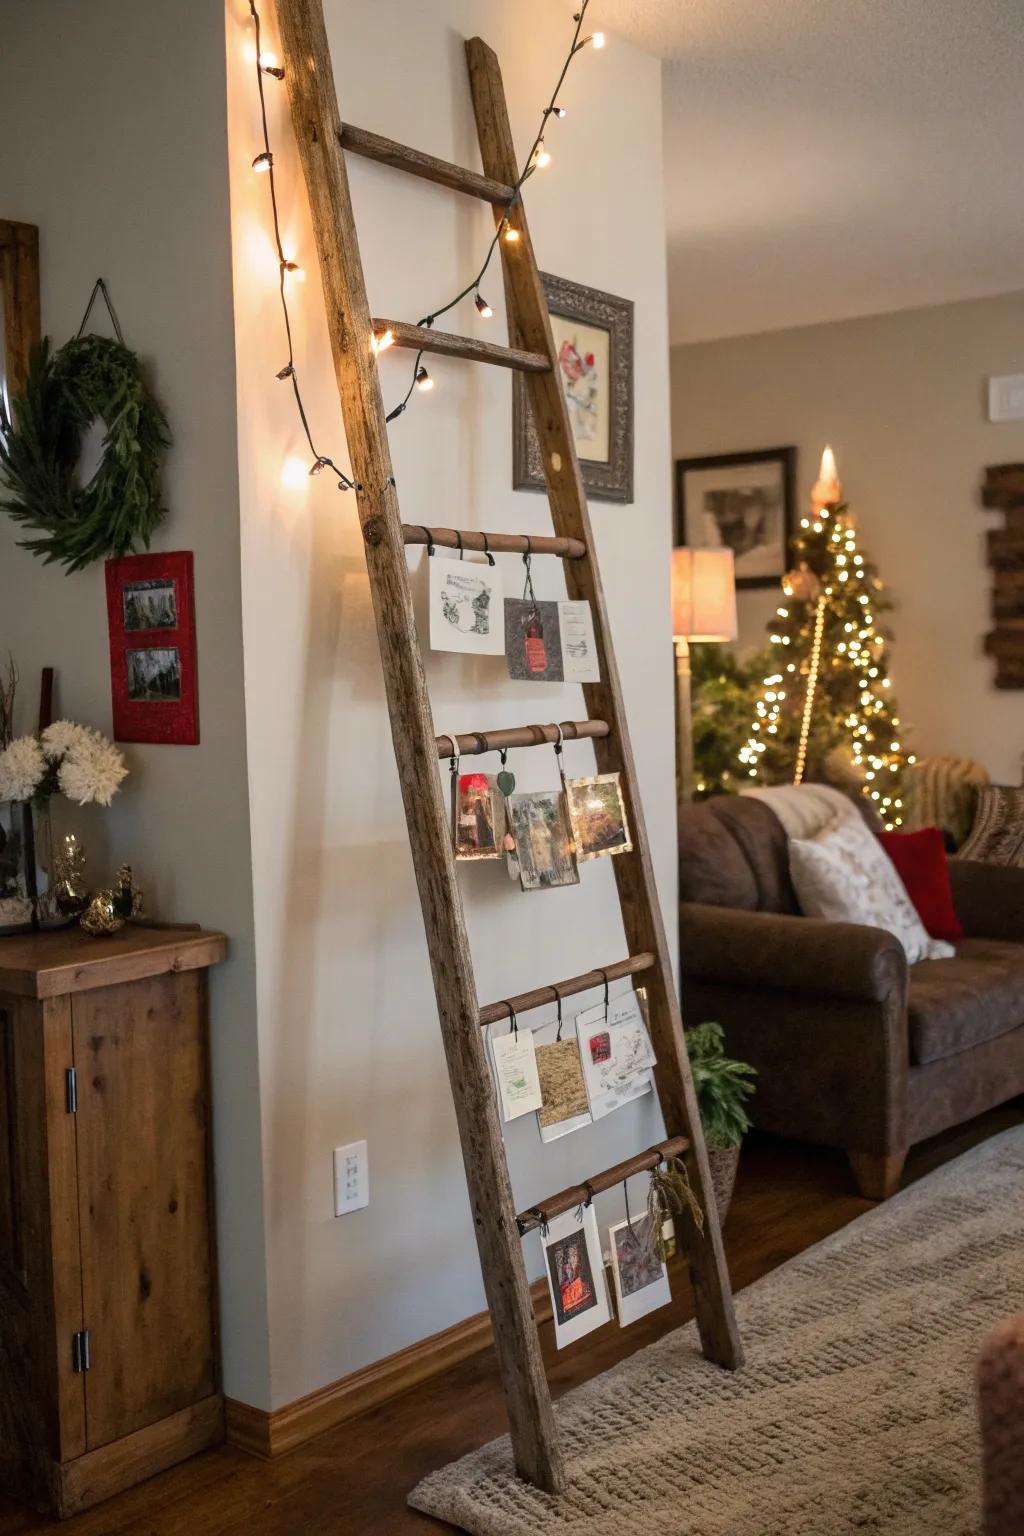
[0,797,57,932]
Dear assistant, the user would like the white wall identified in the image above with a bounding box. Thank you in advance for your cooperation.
[225,0,676,1407]
[0,2,271,1406]
[671,292,1024,786]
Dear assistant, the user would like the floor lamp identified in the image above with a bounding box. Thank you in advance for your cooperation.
[671,548,738,802]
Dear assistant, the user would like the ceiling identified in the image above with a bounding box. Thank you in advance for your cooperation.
[592,0,1024,343]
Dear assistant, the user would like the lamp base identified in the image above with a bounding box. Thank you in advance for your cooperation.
[674,636,695,804]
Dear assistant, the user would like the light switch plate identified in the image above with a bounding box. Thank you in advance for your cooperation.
[333,1140,369,1216]
[989,373,1024,423]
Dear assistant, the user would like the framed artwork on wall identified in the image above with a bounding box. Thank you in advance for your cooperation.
[675,446,797,590]
[0,219,41,405]
[513,271,633,504]
[104,551,199,744]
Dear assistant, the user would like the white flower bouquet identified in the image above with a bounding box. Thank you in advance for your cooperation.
[0,720,128,807]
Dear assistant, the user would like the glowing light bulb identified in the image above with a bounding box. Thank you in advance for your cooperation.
[552,105,567,118]
[281,456,307,489]
[371,328,394,355]
[591,31,606,47]
[259,51,285,78]
[252,151,273,173]
[282,260,305,282]
[415,366,434,392]
[535,143,552,168]
[503,222,520,244]
[474,292,493,318]
[309,458,326,476]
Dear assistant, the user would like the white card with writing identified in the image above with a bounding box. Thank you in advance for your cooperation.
[490,1027,543,1122]
[429,556,505,656]
[575,992,656,1120]
[558,600,600,683]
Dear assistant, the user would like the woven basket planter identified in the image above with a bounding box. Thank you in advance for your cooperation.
[706,1143,741,1226]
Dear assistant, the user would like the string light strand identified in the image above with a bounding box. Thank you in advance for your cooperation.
[247,0,358,491]
[383,0,602,423]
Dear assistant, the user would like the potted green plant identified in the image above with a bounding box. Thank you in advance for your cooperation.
[686,1021,756,1223]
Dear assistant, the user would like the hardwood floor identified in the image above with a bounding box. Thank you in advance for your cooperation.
[4,1102,1021,1535]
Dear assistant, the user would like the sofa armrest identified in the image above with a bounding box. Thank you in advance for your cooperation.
[950,860,1024,944]
[680,902,908,1004]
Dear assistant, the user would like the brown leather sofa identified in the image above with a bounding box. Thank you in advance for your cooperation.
[679,796,1024,1198]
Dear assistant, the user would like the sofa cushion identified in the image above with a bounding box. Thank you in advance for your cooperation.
[711,797,800,914]
[678,801,758,910]
[908,939,1024,1066]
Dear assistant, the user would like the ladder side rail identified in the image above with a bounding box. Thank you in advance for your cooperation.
[276,0,566,1491]
[466,35,743,1370]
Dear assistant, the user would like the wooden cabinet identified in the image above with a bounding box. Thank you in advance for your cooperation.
[0,925,226,1518]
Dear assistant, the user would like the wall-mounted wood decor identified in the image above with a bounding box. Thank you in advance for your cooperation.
[982,463,1024,689]
[0,221,41,400]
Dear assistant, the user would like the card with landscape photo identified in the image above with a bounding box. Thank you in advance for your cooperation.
[565,773,632,861]
[429,557,505,656]
[452,772,505,861]
[575,992,655,1120]
[507,790,579,891]
[542,1205,612,1348]
[608,1213,671,1327]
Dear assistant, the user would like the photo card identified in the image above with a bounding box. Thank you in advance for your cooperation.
[452,771,505,861]
[542,1205,612,1348]
[507,790,580,891]
[429,556,505,656]
[565,773,632,861]
[608,1213,671,1327]
[575,990,655,1120]
[105,551,199,745]
[504,599,563,682]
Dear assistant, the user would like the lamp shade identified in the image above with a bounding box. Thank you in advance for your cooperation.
[671,547,738,642]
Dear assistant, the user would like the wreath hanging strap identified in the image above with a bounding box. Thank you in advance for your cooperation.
[0,329,171,573]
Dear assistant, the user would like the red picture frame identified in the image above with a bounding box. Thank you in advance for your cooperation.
[104,552,199,745]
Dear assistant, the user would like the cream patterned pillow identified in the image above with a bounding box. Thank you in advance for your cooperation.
[789,814,955,964]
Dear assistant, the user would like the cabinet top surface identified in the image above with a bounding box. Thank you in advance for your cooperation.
[0,924,227,999]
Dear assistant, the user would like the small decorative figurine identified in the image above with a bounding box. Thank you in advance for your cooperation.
[52,834,89,918]
[79,891,125,937]
[112,864,144,920]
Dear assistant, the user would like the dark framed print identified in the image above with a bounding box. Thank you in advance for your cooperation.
[675,447,796,590]
[104,551,199,744]
[514,272,633,504]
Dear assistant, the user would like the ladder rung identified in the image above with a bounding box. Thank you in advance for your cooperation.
[373,318,550,374]
[340,123,515,205]
[436,720,608,759]
[515,1138,690,1236]
[404,526,586,561]
[479,954,655,1027]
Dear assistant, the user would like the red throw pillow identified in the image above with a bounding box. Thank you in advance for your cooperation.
[878,827,964,944]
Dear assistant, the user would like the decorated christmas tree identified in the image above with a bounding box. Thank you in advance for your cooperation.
[738,449,914,829]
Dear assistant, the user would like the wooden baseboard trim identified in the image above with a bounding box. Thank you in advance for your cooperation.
[58,1394,224,1517]
[227,1280,552,1460]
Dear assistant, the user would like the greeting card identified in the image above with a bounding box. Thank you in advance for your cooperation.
[542,1205,612,1348]
[504,599,563,681]
[452,772,505,861]
[535,1036,591,1142]
[490,1027,543,1122]
[507,790,580,891]
[575,991,655,1120]
[558,600,600,683]
[608,1213,671,1327]
[429,557,505,655]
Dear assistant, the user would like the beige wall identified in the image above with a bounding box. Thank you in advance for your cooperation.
[0,2,270,1406]
[671,292,1024,786]
[225,0,675,1408]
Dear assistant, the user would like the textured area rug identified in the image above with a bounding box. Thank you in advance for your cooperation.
[409,1127,1024,1535]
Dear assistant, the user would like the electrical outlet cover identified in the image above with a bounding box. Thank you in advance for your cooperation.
[333,1140,369,1216]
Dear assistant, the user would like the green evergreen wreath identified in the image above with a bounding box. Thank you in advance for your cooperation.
[0,334,171,573]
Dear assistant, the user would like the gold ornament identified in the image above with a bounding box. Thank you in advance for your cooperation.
[79,891,125,937]
[53,834,89,917]
[112,863,144,919]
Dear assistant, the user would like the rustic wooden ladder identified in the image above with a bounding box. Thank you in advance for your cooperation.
[276,0,742,1493]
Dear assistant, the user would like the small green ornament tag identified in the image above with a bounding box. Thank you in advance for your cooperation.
[497,770,516,797]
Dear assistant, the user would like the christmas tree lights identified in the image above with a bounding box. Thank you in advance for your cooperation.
[738,449,914,829]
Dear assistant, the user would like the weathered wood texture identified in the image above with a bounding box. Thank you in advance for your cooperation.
[340,123,514,203]
[516,1137,690,1233]
[372,317,549,373]
[0,221,40,399]
[435,719,608,758]
[276,0,565,1493]
[479,953,654,1026]
[403,524,586,559]
[983,466,1024,687]
[466,34,743,1370]
[0,931,224,1518]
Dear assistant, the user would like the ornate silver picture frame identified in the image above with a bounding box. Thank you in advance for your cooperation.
[514,272,634,505]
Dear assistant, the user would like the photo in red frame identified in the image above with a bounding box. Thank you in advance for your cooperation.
[105,551,199,744]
